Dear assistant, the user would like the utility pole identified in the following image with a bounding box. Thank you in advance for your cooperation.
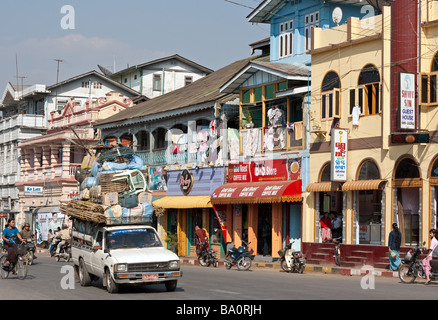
[54,59,65,112]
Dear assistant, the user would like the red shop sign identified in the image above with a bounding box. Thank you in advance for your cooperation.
[228,159,300,183]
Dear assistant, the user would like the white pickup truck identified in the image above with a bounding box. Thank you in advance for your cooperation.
[72,224,182,293]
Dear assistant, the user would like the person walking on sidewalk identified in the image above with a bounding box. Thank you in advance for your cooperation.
[422,229,438,285]
[388,223,402,271]
[320,212,332,243]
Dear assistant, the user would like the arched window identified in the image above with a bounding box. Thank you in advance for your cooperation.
[352,64,381,116]
[135,130,149,151]
[432,51,438,72]
[357,160,380,180]
[321,71,341,120]
[394,157,420,179]
[430,155,438,178]
[319,162,331,182]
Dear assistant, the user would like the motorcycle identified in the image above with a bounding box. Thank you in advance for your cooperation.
[278,240,306,273]
[399,241,437,284]
[196,242,219,268]
[224,241,255,271]
[22,239,36,266]
[55,242,71,262]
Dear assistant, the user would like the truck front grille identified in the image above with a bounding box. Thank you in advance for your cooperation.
[127,262,170,273]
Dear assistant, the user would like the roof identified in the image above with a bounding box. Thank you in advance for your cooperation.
[108,54,214,78]
[247,0,366,23]
[47,70,140,97]
[220,61,310,94]
[96,55,270,128]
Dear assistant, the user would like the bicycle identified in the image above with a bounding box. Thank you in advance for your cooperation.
[0,244,28,280]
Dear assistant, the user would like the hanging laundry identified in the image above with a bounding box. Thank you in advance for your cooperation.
[263,127,274,151]
[352,105,361,126]
[267,106,284,126]
[244,128,259,157]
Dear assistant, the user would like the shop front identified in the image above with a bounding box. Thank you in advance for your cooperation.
[211,159,303,258]
[153,166,225,257]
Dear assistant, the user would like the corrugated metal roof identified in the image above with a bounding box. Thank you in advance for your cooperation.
[96,55,270,128]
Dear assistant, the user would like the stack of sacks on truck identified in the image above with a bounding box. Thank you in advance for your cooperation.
[62,146,155,229]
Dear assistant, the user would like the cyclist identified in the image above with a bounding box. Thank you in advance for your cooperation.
[2,219,25,272]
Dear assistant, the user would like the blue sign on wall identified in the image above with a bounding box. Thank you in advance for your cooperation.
[166,167,225,197]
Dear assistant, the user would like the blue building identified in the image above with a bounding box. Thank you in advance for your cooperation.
[214,0,372,257]
[248,0,369,65]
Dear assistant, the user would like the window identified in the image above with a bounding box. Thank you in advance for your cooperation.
[81,81,89,88]
[321,71,341,120]
[305,11,319,51]
[185,76,193,86]
[350,64,381,115]
[153,74,162,91]
[279,19,293,58]
[420,72,438,105]
[93,82,102,89]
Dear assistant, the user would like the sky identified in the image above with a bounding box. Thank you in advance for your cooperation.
[0,0,268,88]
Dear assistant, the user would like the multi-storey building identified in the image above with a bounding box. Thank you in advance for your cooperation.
[304,0,438,268]
[0,83,49,230]
[210,0,367,258]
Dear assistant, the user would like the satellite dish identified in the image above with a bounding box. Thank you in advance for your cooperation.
[332,7,343,25]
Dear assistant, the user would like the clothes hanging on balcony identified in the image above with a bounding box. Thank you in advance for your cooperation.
[227,128,239,161]
[267,106,284,127]
[263,127,274,151]
[244,128,259,157]
[352,106,361,126]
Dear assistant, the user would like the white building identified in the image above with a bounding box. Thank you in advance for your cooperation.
[102,54,213,99]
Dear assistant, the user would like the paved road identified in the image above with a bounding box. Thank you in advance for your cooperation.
[0,255,435,301]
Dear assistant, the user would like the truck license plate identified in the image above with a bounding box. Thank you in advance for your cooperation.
[142,274,158,282]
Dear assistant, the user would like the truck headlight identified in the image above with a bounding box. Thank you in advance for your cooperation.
[169,260,180,269]
[114,264,127,272]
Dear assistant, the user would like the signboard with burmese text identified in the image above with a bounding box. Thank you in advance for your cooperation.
[331,128,348,182]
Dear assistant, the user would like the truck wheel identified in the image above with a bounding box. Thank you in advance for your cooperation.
[79,258,92,287]
[105,269,119,294]
[165,280,177,292]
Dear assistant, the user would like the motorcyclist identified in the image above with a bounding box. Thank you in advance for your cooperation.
[55,224,71,256]
[195,225,209,254]
[19,223,37,260]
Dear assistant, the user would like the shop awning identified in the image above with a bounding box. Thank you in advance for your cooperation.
[305,182,342,192]
[152,196,213,209]
[211,180,302,205]
[342,179,387,191]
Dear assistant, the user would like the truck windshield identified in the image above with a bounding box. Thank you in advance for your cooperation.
[105,228,162,249]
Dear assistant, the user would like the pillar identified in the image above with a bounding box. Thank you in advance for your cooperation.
[225,204,233,243]
[177,209,188,257]
[233,205,242,248]
[248,204,258,255]
[272,203,283,258]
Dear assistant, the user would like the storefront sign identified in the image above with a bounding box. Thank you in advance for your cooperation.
[228,163,251,183]
[149,166,168,191]
[228,159,293,183]
[24,186,43,195]
[167,167,225,197]
[399,72,416,130]
[331,129,348,182]
[179,169,194,195]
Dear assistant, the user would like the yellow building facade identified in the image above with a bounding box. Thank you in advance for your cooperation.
[304,2,438,252]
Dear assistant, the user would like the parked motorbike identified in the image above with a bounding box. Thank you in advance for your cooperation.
[197,242,219,268]
[224,241,255,271]
[55,242,71,262]
[399,241,437,284]
[278,240,306,273]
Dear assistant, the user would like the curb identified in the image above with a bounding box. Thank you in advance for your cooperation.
[35,249,399,278]
[180,257,399,278]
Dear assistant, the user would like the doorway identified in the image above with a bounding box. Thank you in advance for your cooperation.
[258,203,272,256]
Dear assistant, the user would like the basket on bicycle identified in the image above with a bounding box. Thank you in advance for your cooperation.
[16,244,27,256]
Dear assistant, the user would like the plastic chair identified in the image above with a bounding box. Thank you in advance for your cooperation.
[111,169,146,197]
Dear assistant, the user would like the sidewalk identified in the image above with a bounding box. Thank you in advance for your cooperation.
[35,248,399,278]
[179,256,400,278]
